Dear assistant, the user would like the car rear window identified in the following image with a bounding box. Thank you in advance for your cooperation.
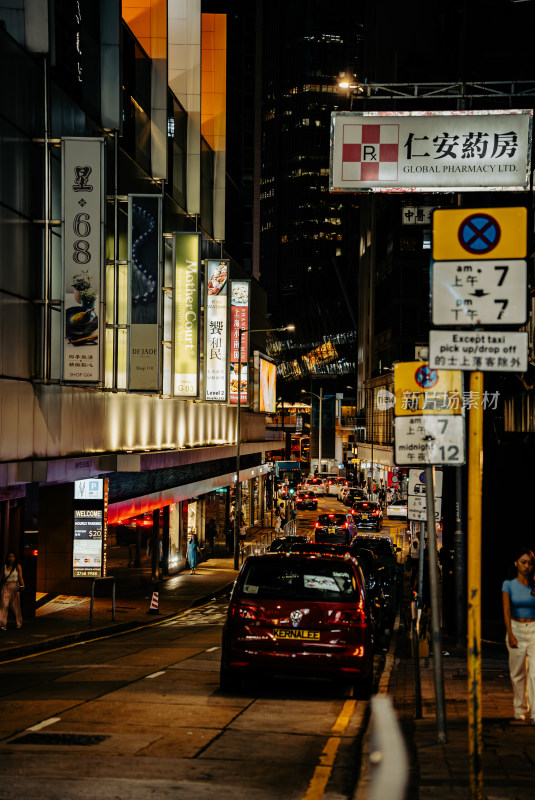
[317,514,348,526]
[354,502,379,511]
[239,560,359,601]
[358,538,393,555]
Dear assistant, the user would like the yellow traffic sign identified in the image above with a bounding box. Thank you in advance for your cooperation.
[393,361,463,415]
[433,207,527,261]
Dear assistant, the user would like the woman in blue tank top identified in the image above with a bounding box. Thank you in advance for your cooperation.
[502,547,535,723]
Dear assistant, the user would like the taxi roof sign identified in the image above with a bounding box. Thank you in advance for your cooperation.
[393,361,463,415]
[432,207,527,261]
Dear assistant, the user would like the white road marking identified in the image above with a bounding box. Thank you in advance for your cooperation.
[145,671,166,679]
[205,646,219,652]
[27,717,61,732]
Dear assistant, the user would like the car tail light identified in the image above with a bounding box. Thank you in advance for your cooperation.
[230,602,266,622]
[343,522,348,528]
[333,605,366,626]
[372,510,380,516]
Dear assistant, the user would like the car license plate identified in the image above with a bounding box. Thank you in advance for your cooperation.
[328,527,336,533]
[361,514,368,519]
[273,628,320,641]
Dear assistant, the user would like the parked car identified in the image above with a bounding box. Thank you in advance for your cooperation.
[303,476,325,496]
[343,488,368,507]
[295,491,318,510]
[220,552,374,695]
[352,534,404,616]
[351,500,383,532]
[337,480,354,501]
[269,535,311,552]
[314,512,355,544]
[386,500,408,519]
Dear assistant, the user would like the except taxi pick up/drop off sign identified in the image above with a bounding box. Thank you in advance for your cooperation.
[393,362,465,467]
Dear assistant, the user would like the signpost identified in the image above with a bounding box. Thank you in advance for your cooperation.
[393,362,460,746]
[431,206,529,800]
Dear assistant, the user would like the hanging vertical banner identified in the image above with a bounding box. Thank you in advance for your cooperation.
[230,280,250,405]
[128,195,161,391]
[62,137,104,382]
[205,259,229,401]
[174,233,201,396]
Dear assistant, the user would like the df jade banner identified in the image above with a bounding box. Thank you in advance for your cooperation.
[174,233,201,396]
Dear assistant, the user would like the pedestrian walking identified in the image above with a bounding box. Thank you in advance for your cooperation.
[186,533,200,574]
[274,514,282,534]
[0,552,25,630]
[502,546,535,722]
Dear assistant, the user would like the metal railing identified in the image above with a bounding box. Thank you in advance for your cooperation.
[365,695,408,800]
[89,576,116,624]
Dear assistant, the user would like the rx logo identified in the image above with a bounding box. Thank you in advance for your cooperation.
[362,145,378,162]
[415,365,438,389]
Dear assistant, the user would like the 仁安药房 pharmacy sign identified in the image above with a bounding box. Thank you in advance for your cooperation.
[330,109,532,192]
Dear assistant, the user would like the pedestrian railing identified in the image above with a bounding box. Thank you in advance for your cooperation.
[365,695,408,800]
[89,576,116,624]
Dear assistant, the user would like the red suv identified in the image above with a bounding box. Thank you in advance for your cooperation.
[220,553,374,696]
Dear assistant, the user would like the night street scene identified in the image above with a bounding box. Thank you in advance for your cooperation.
[1,1,535,799]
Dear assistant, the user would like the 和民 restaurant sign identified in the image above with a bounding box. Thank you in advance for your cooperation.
[330,109,532,193]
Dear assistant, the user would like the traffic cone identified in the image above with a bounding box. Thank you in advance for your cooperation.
[147,591,159,614]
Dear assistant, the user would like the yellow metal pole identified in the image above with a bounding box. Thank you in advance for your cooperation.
[467,370,483,800]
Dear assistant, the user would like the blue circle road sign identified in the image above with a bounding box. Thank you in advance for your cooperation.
[458,213,501,255]
[415,365,438,389]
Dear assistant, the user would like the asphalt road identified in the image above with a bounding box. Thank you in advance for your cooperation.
[0,596,384,800]
[0,493,404,800]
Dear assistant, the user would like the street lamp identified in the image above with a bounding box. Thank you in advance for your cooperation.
[234,324,295,569]
[301,388,323,479]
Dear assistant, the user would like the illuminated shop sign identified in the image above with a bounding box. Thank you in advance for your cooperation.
[205,260,229,401]
[62,137,105,382]
[174,233,201,396]
[72,478,108,579]
[128,195,162,391]
[229,280,250,405]
[330,109,532,192]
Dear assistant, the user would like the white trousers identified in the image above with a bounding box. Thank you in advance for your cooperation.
[506,619,535,719]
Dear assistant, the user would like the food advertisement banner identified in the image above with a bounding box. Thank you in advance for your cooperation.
[72,478,108,579]
[330,109,532,192]
[230,280,250,405]
[128,195,161,391]
[174,233,201,397]
[62,137,105,382]
[205,260,229,401]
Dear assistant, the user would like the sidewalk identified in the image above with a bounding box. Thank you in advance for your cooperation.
[360,623,535,800]
[0,525,279,662]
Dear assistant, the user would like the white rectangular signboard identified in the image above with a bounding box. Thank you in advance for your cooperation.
[429,330,528,372]
[395,415,465,466]
[408,494,442,523]
[431,259,527,326]
[330,109,532,193]
[408,469,443,498]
